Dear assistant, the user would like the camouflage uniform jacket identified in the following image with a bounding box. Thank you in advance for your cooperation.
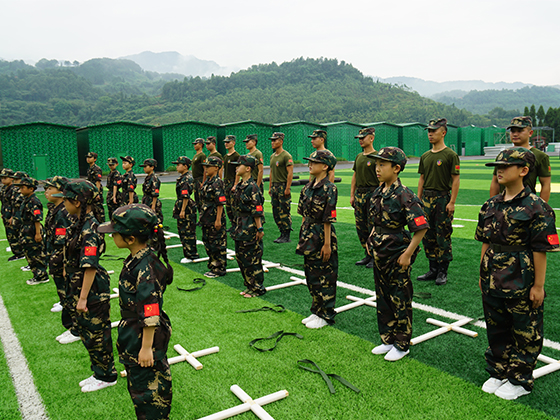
[106,170,122,201]
[118,246,171,366]
[1,184,16,219]
[475,186,559,298]
[64,213,111,304]
[121,170,137,201]
[199,175,226,226]
[172,172,196,219]
[142,173,160,203]
[232,177,264,242]
[296,177,337,257]
[44,201,72,258]
[19,193,43,244]
[86,164,103,192]
[370,178,429,261]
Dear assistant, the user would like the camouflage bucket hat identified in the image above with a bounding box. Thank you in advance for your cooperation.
[140,158,157,167]
[303,149,337,171]
[244,134,258,143]
[52,179,99,204]
[308,129,327,140]
[10,171,29,179]
[205,136,217,144]
[230,154,257,168]
[355,127,375,138]
[107,157,118,165]
[172,156,192,167]
[120,155,136,166]
[98,204,158,236]
[202,156,223,168]
[0,168,15,178]
[14,176,38,189]
[192,138,205,145]
[507,116,533,130]
[425,118,447,130]
[44,176,69,191]
[269,132,285,140]
[485,147,535,168]
[86,152,98,159]
[224,135,236,142]
[370,147,407,169]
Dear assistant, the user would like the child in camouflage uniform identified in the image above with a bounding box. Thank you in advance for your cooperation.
[140,158,163,223]
[297,150,338,329]
[231,154,266,297]
[477,148,559,400]
[4,171,27,261]
[54,180,117,392]
[1,168,25,261]
[99,204,173,420]
[367,148,429,362]
[172,156,199,263]
[14,176,50,285]
[121,155,139,205]
[199,156,227,278]
[106,157,122,217]
[86,152,105,223]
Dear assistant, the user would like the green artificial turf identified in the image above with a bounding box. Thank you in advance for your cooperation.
[0,338,20,420]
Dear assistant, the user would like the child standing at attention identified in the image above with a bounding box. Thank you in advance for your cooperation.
[106,157,122,217]
[99,204,173,419]
[120,156,139,205]
[140,158,163,223]
[297,150,338,329]
[477,148,558,400]
[54,180,117,392]
[368,148,428,362]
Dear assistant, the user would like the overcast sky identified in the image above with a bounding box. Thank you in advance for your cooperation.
[1,0,559,85]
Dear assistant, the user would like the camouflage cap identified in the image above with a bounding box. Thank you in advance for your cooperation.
[52,179,99,204]
[14,176,38,189]
[120,155,136,166]
[303,149,337,171]
[192,138,205,145]
[172,156,192,167]
[44,176,69,191]
[202,156,223,168]
[139,158,157,167]
[224,135,236,142]
[425,118,447,130]
[355,127,376,138]
[243,134,258,143]
[86,152,98,159]
[507,116,533,130]
[485,147,535,168]
[308,129,327,140]
[205,136,217,144]
[0,168,15,178]
[269,132,285,140]
[370,147,407,169]
[98,204,158,236]
[10,171,29,179]
[230,154,258,168]
[107,157,118,165]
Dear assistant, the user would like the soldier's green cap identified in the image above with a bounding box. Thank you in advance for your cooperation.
[224,135,236,142]
[308,129,327,140]
[370,147,407,169]
[98,204,158,235]
[14,176,38,189]
[192,138,205,145]
[507,116,533,130]
[425,118,447,130]
[355,127,375,138]
[43,176,69,191]
[485,147,535,168]
[120,155,135,166]
[205,136,217,144]
[139,158,157,167]
[303,149,337,171]
[243,134,258,143]
[269,132,285,140]
[107,157,118,165]
[86,152,98,159]
[52,179,99,204]
[230,154,258,168]
[0,168,15,178]
[202,156,223,168]
[172,156,192,166]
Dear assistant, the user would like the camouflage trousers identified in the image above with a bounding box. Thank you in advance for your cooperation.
[201,225,227,274]
[270,183,291,233]
[125,359,172,420]
[49,263,74,330]
[421,191,453,263]
[373,252,414,351]
[304,253,338,324]
[75,299,118,383]
[4,218,24,257]
[177,216,198,259]
[194,178,203,212]
[235,239,265,295]
[106,193,120,219]
[93,197,105,224]
[121,191,139,205]
[482,292,543,391]
[224,180,236,229]
[354,190,375,252]
[21,234,49,282]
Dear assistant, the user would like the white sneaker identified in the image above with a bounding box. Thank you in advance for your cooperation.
[6,246,11,252]
[482,377,507,394]
[384,346,410,361]
[21,265,31,271]
[53,301,60,307]
[302,314,319,324]
[306,317,329,329]
[371,344,394,355]
[180,258,193,264]
[494,380,531,400]
[26,277,49,285]
[79,375,96,387]
[59,332,81,344]
[56,330,71,341]
[81,378,117,393]
[50,303,63,313]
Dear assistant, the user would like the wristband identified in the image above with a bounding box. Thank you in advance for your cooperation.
[257,227,264,232]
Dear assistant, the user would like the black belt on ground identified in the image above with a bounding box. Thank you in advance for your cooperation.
[375,226,404,234]
[120,310,137,319]
[423,189,450,197]
[270,182,287,185]
[356,187,376,193]
[490,244,528,253]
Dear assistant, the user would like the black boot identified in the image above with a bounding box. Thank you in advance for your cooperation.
[274,232,283,243]
[436,261,449,286]
[417,260,438,281]
[355,254,372,266]
[276,231,291,243]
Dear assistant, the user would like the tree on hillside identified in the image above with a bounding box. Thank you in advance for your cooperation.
[537,105,545,126]
[524,106,530,117]
[529,104,536,123]
[35,58,59,70]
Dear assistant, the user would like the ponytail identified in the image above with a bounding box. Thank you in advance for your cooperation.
[151,224,174,287]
